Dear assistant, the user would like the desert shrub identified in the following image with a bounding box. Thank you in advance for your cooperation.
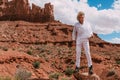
[64,68,74,76]
[49,73,60,79]
[27,50,32,55]
[107,69,116,77]
[32,61,40,69]
[0,76,11,80]
[70,60,75,64]
[116,60,120,64]
[2,47,8,51]
[47,50,51,55]
[14,68,31,80]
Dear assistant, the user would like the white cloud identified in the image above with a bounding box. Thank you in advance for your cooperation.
[29,0,120,35]
[97,4,102,8]
[29,0,89,25]
[108,38,120,44]
[80,0,87,3]
[112,0,120,10]
[89,9,120,34]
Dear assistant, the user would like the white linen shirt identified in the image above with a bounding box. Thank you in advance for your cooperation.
[72,21,93,44]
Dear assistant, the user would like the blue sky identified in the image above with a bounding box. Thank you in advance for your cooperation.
[88,0,114,10]
[87,0,120,43]
[98,31,120,40]
[29,0,120,44]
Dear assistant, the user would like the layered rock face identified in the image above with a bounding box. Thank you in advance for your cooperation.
[0,0,54,22]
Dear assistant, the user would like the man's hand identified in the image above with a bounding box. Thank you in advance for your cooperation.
[89,35,94,40]
[72,40,76,46]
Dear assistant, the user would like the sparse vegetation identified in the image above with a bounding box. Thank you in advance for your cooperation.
[0,8,120,80]
[2,47,8,51]
[47,50,51,55]
[64,68,74,76]
[14,68,32,80]
[116,60,120,64]
[61,78,68,80]
[107,69,116,77]
[27,50,32,55]
[0,76,11,80]
[49,73,60,79]
[32,61,40,69]
[70,60,75,64]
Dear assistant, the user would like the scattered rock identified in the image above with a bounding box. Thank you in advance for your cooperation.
[74,72,100,80]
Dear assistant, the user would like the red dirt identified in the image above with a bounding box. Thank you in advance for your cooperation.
[0,21,119,80]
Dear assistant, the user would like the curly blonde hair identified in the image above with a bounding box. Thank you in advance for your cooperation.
[77,11,85,21]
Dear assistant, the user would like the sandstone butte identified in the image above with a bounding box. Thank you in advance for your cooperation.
[0,0,54,22]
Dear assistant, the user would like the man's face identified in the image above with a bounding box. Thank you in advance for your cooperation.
[78,15,84,24]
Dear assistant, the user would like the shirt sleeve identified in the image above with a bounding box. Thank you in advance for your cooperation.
[89,25,93,36]
[87,22,93,38]
[72,24,77,40]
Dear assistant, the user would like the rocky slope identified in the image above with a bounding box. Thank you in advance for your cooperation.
[0,21,120,80]
[0,0,120,80]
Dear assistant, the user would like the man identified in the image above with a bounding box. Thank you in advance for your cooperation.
[72,11,93,75]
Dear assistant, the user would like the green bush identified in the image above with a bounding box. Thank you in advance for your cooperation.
[33,61,40,69]
[116,60,120,64]
[27,50,32,55]
[65,68,74,76]
[3,47,8,51]
[49,73,60,79]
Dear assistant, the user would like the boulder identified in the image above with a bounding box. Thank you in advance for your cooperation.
[74,72,100,80]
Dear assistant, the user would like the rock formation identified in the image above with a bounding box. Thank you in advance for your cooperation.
[74,72,100,80]
[0,21,120,80]
[0,0,54,22]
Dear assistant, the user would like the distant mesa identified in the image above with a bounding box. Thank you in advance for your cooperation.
[0,0,54,22]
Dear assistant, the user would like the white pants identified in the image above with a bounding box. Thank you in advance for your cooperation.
[76,38,92,68]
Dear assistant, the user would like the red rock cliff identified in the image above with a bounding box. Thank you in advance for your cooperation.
[0,0,54,22]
